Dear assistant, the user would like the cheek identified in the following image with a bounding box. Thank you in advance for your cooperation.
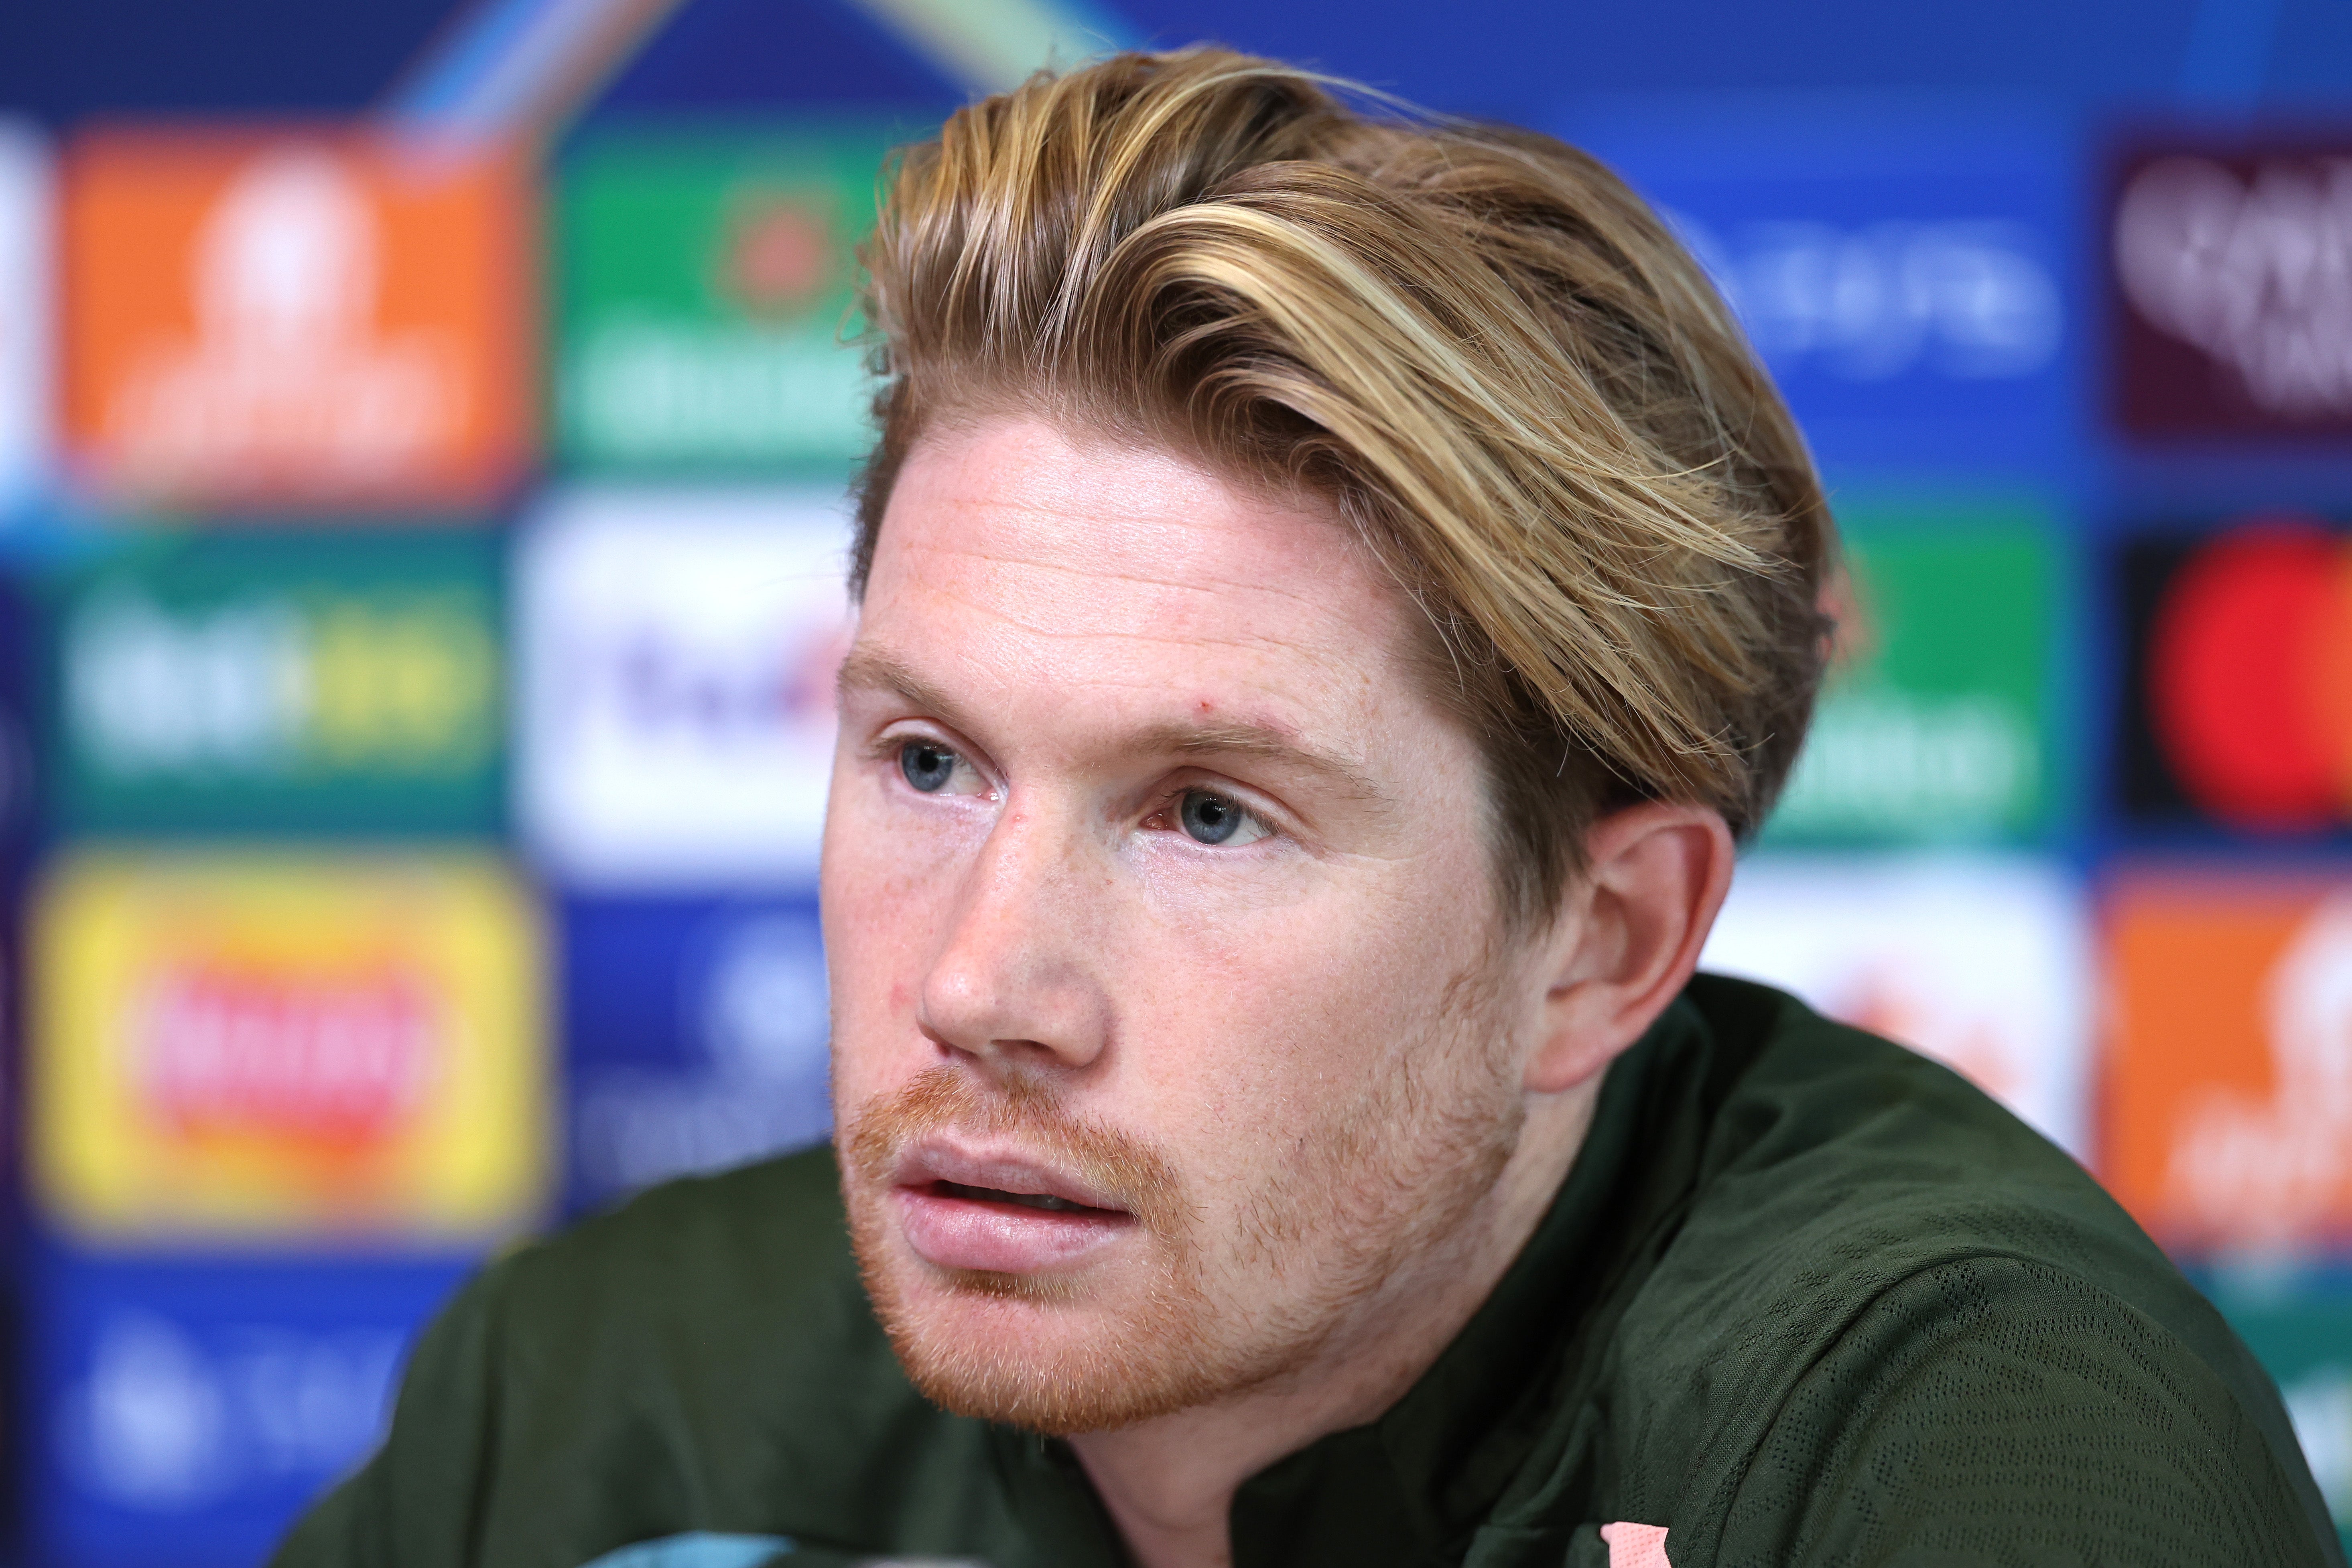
[1144,876,1493,1175]
[821,777,968,1097]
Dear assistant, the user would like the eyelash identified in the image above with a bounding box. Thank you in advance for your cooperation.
[1141,784,1271,847]
[873,729,1282,847]
[874,729,992,796]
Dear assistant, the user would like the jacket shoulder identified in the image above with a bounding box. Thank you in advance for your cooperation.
[478,1148,991,1551]
[278,1147,1011,1568]
[497,1144,871,1366]
[1593,978,2342,1564]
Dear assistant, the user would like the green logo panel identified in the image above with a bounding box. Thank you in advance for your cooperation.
[2200,1278,2352,1553]
[555,128,894,475]
[1766,503,2062,845]
[50,532,505,834]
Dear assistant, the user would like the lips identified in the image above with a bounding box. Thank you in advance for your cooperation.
[932,1180,1100,1213]
[891,1142,1136,1275]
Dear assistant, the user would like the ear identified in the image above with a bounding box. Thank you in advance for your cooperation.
[1522,803,1737,1095]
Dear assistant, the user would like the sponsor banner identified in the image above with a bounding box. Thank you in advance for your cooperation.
[0,120,49,513]
[2112,516,2352,836]
[516,487,849,887]
[61,130,532,510]
[562,895,830,1215]
[2102,869,2352,1253]
[2200,1272,2352,1554]
[30,849,548,1242]
[2110,136,2352,439]
[1553,95,2074,475]
[27,1248,469,1568]
[1768,502,2060,845]
[554,129,886,474]
[51,531,504,834]
[1702,853,2091,1156]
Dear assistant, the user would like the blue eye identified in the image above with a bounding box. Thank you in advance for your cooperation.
[1178,789,1246,845]
[900,741,957,793]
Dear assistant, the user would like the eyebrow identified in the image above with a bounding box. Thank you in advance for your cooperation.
[837,645,976,737]
[837,645,1391,809]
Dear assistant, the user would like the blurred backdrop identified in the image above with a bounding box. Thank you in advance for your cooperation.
[2,0,2351,1561]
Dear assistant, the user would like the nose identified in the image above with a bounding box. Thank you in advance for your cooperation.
[917,800,1113,1076]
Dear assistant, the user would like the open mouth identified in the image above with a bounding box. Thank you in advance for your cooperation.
[892,1155,1138,1271]
[927,1179,1121,1217]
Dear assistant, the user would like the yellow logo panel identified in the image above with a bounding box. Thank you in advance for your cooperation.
[32,850,548,1242]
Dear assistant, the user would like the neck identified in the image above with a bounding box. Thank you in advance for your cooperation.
[1067,1083,1600,1568]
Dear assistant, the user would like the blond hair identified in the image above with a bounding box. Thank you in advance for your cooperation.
[851,48,1834,926]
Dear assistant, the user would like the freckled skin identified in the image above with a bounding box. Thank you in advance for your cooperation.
[822,416,1722,1568]
[829,419,1511,1273]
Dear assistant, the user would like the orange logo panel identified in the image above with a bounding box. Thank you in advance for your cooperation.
[63,130,534,510]
[2103,873,2352,1251]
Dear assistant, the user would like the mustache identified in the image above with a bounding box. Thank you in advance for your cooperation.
[839,1066,1192,1236]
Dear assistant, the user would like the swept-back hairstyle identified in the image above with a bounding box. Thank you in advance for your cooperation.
[851,47,1834,928]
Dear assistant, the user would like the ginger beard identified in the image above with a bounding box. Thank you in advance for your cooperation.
[837,963,1528,1436]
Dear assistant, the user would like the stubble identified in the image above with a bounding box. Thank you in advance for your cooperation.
[836,956,1527,1435]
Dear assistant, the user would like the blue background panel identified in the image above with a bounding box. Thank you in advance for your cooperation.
[1555,95,2081,482]
[563,896,831,1217]
[27,1251,473,1568]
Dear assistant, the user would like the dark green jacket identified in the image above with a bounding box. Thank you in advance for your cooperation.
[273,976,2346,1568]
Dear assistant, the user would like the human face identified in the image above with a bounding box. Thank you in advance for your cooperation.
[825,416,1542,1434]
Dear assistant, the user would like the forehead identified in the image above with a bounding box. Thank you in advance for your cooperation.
[862,417,1422,707]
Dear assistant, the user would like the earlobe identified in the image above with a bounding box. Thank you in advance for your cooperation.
[1523,804,1736,1096]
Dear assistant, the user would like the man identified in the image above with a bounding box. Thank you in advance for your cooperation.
[276,49,2344,1568]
